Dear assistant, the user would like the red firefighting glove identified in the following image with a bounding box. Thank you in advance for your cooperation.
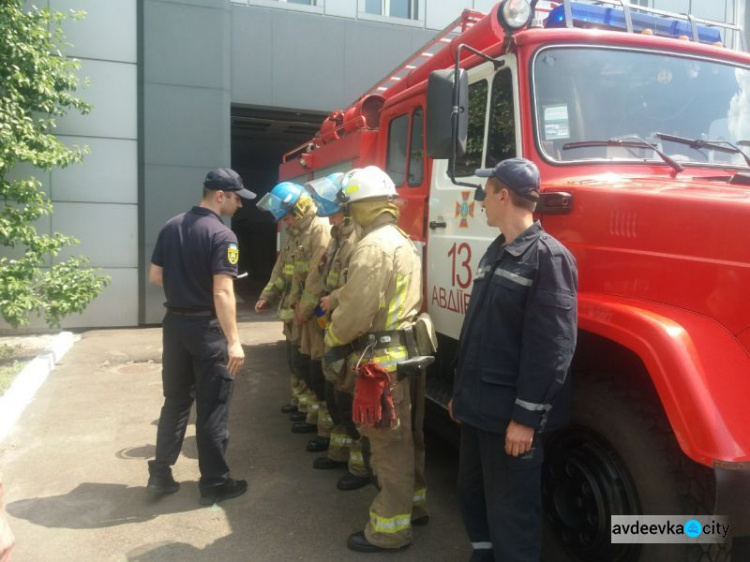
[353,362,395,428]
[377,378,397,430]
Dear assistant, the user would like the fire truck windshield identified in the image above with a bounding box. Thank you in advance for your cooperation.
[532,46,750,169]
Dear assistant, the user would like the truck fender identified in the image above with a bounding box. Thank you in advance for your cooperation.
[578,293,750,466]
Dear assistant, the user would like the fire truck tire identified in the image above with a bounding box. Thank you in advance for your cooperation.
[540,371,729,562]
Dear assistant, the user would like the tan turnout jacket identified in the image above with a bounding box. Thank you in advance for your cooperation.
[325,214,422,374]
[299,221,360,320]
[291,208,331,359]
[259,228,300,341]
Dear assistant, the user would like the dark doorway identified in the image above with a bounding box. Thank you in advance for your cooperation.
[230,105,325,302]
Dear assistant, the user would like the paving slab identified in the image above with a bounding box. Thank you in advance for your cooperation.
[1,312,471,562]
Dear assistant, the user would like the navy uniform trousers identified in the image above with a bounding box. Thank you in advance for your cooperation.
[150,313,234,489]
[458,423,544,562]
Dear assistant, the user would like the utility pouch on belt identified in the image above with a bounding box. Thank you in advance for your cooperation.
[395,355,435,380]
[413,312,438,355]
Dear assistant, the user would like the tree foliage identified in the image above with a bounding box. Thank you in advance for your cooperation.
[454,80,488,177]
[0,1,109,328]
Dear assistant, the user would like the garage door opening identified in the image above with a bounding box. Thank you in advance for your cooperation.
[230,105,325,303]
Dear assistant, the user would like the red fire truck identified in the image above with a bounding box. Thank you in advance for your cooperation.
[278,1,750,560]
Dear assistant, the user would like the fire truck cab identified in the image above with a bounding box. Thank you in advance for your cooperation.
[278,1,750,560]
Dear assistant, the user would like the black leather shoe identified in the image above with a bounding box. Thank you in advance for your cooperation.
[347,531,409,553]
[337,472,372,491]
[313,457,347,470]
[412,515,430,526]
[291,421,317,434]
[281,404,298,414]
[199,478,248,506]
[146,473,180,495]
[289,412,307,422]
[306,437,330,452]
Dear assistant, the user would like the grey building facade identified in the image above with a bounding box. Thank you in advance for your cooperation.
[8,0,748,328]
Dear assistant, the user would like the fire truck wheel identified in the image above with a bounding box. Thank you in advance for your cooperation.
[540,371,728,562]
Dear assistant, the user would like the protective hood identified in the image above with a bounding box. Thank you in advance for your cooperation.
[349,199,399,228]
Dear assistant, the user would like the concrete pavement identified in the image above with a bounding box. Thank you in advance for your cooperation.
[0,310,471,561]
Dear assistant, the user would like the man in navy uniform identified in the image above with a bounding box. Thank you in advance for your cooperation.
[147,167,255,505]
[450,158,578,562]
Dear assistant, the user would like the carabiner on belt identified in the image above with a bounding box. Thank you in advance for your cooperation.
[355,335,377,371]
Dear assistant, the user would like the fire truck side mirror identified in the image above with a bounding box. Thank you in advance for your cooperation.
[426,69,468,160]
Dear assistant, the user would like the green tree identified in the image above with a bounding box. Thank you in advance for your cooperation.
[454,80,488,177]
[0,1,108,328]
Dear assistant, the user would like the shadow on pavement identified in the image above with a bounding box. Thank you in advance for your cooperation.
[116,445,156,460]
[126,542,204,561]
[116,437,198,462]
[7,481,202,529]
[3,325,472,561]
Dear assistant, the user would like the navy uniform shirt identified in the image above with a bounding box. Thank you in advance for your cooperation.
[453,221,578,433]
[151,206,239,311]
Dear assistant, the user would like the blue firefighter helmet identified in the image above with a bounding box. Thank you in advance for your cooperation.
[305,173,345,217]
[256,181,303,221]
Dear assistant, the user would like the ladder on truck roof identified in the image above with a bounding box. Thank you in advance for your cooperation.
[357,9,484,102]
[282,9,487,165]
[282,3,562,165]
[356,1,560,102]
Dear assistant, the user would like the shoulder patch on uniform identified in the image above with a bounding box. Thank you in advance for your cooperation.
[227,242,239,265]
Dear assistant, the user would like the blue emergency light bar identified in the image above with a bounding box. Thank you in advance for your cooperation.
[545,2,723,44]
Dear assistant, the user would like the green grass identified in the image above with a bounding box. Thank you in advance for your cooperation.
[0,345,33,395]
[0,360,30,394]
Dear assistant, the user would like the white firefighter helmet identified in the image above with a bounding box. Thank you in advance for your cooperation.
[339,166,397,204]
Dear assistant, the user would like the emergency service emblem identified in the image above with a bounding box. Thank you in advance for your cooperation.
[455,191,475,228]
[227,242,239,265]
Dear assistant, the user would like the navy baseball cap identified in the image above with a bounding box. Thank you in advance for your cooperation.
[475,158,540,202]
[204,168,257,200]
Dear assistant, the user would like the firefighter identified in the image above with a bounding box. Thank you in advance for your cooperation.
[302,174,370,487]
[289,182,332,436]
[450,158,578,562]
[324,166,428,552]
[254,182,320,426]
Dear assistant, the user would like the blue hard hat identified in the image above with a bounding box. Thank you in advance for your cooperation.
[305,173,344,217]
[256,181,303,221]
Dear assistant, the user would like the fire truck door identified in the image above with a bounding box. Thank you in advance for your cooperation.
[426,57,522,340]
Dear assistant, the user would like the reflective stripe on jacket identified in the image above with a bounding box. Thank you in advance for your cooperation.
[325,214,422,374]
[299,221,360,320]
[453,221,578,432]
[293,208,331,359]
[260,229,299,339]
